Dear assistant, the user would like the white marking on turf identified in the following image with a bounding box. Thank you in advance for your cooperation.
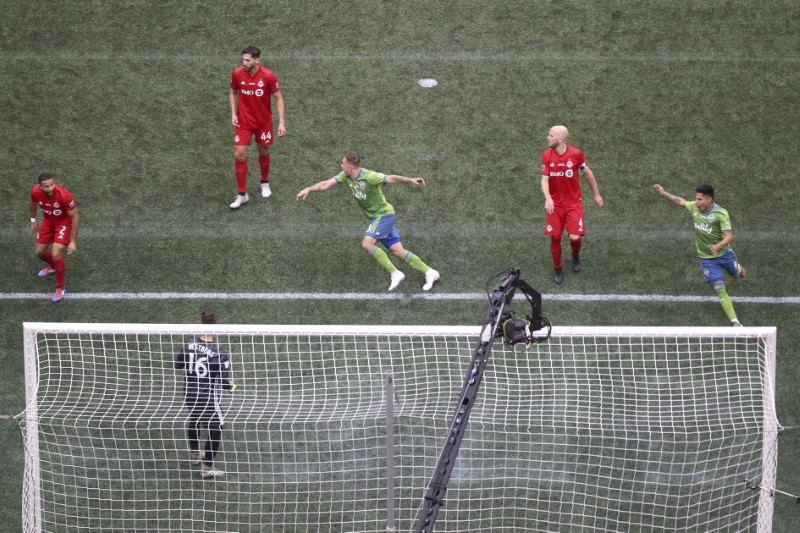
[1,292,798,304]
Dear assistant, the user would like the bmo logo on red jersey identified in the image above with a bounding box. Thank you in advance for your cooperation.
[565,169,575,178]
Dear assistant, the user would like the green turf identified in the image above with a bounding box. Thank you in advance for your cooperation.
[1,0,799,531]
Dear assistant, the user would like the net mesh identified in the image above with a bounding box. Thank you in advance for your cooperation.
[19,325,778,532]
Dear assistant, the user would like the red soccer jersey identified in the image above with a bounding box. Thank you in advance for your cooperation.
[541,145,587,205]
[31,184,76,223]
[230,65,280,129]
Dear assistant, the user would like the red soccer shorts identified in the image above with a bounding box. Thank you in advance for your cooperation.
[234,125,274,147]
[544,203,585,236]
[37,219,72,246]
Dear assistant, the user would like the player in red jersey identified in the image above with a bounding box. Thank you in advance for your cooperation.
[29,173,80,302]
[540,125,603,284]
[228,45,286,209]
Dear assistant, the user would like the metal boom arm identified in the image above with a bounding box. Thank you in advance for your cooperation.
[414,268,522,532]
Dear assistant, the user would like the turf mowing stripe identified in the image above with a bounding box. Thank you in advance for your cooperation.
[1,292,798,303]
[0,51,797,63]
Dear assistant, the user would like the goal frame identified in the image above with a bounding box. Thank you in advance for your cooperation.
[21,322,779,532]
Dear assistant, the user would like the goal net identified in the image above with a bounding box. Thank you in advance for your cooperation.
[19,323,779,532]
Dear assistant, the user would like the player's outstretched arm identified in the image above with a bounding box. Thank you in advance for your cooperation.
[297,178,337,200]
[386,175,425,186]
[653,184,686,207]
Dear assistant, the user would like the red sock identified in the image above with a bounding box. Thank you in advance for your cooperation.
[40,250,55,267]
[54,257,66,287]
[570,237,583,255]
[550,237,563,269]
[235,160,248,193]
[258,153,270,183]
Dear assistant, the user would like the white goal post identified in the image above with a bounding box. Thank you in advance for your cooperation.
[19,323,779,532]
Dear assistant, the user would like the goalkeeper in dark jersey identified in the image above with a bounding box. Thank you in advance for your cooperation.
[174,311,235,478]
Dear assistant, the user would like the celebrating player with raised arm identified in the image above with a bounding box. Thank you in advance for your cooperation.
[228,45,286,209]
[297,153,440,292]
[540,125,603,285]
[29,173,80,302]
[653,183,748,326]
[175,312,235,478]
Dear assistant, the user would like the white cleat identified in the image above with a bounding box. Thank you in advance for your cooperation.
[230,193,250,209]
[260,183,272,198]
[731,320,744,327]
[201,465,225,478]
[388,270,405,291]
[423,268,440,291]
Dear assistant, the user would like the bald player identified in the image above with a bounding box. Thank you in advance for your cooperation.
[539,125,603,284]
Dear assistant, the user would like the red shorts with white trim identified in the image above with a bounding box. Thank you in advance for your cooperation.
[37,219,72,246]
[544,203,585,236]
[234,125,274,147]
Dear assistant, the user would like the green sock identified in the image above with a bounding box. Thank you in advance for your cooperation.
[370,246,396,273]
[402,251,430,273]
[714,285,737,321]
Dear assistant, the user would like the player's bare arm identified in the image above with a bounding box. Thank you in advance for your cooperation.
[541,175,555,214]
[710,231,734,257]
[229,88,239,127]
[653,184,686,207]
[583,166,604,208]
[29,199,39,234]
[386,175,425,186]
[297,178,337,200]
[273,90,286,137]
[67,208,80,255]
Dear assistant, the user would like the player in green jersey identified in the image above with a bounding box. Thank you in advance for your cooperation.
[653,183,747,326]
[297,153,440,291]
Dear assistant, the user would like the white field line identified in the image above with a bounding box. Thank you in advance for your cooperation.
[1,292,798,304]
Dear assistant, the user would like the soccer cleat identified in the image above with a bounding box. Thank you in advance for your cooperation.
[423,269,440,291]
[260,182,272,198]
[571,254,581,273]
[553,268,564,285]
[38,266,56,278]
[201,465,225,478]
[229,193,250,209]
[388,270,405,291]
[190,451,205,465]
[731,320,744,327]
[52,287,66,303]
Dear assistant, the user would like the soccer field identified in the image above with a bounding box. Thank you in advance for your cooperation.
[1,1,799,531]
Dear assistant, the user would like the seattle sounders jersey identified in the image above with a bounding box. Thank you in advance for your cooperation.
[685,201,732,259]
[335,169,395,219]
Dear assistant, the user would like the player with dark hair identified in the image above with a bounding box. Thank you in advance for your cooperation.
[29,173,80,302]
[539,125,603,284]
[228,45,286,208]
[175,312,235,478]
[296,153,440,292]
[653,183,748,326]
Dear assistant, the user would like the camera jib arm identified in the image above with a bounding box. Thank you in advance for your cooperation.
[414,268,550,532]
